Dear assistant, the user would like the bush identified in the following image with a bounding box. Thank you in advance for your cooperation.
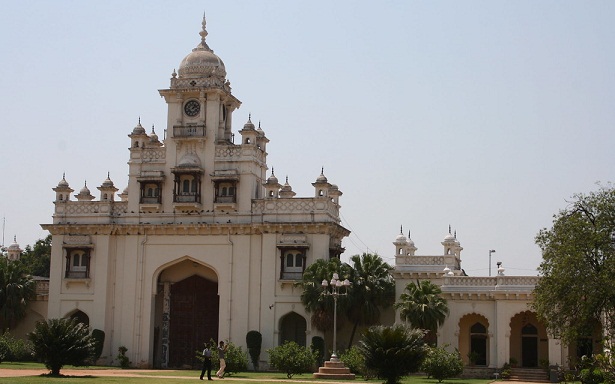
[91,329,105,361]
[0,337,8,363]
[246,330,262,371]
[421,346,463,382]
[341,345,374,379]
[117,346,130,368]
[311,336,325,367]
[202,340,248,376]
[0,331,34,362]
[359,324,427,384]
[579,368,604,384]
[28,318,96,376]
[268,341,317,379]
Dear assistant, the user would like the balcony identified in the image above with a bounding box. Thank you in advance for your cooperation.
[173,125,206,138]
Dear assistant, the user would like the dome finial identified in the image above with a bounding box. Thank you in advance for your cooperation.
[271,167,275,176]
[198,12,212,52]
[400,225,403,234]
[448,224,451,234]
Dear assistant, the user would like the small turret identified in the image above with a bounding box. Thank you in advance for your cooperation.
[98,173,119,201]
[263,169,282,198]
[6,236,21,261]
[53,173,74,202]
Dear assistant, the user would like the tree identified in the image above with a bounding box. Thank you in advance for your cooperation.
[28,318,96,376]
[19,235,51,277]
[268,341,316,378]
[421,345,464,382]
[345,253,395,348]
[0,257,36,330]
[394,280,449,344]
[299,258,352,332]
[246,330,262,371]
[533,185,615,344]
[359,324,427,384]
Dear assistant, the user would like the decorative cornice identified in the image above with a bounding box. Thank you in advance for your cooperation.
[41,221,350,238]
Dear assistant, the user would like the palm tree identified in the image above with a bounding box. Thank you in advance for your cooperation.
[299,258,351,332]
[359,324,427,384]
[394,280,449,345]
[345,253,395,348]
[28,318,96,376]
[0,257,36,330]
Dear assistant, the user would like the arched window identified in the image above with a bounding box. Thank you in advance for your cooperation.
[65,249,91,279]
[281,249,305,280]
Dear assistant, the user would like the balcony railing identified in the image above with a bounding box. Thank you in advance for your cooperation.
[173,125,205,137]
[174,193,200,203]
[215,196,236,204]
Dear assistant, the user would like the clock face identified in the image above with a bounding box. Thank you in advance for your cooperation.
[184,100,200,117]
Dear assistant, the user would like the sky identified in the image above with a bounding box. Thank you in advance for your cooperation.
[1,1,614,276]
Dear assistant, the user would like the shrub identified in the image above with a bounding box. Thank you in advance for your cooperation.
[0,337,8,363]
[206,340,248,376]
[91,329,105,361]
[311,336,325,367]
[341,345,374,379]
[117,346,130,368]
[421,346,463,382]
[359,324,427,384]
[579,368,604,384]
[268,341,317,379]
[246,330,262,371]
[0,331,34,362]
[500,362,511,380]
[28,318,96,376]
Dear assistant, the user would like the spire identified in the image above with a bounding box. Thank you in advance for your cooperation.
[198,12,212,52]
[448,224,451,234]
[400,225,403,234]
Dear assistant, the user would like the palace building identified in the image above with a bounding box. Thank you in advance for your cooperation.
[41,16,348,368]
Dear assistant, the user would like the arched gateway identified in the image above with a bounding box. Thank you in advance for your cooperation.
[155,260,219,368]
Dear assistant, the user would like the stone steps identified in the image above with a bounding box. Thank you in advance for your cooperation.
[313,360,356,380]
[509,368,549,382]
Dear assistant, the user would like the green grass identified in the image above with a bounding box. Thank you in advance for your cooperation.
[0,362,494,384]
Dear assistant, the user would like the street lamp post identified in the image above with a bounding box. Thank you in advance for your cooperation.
[489,249,496,276]
[321,272,351,362]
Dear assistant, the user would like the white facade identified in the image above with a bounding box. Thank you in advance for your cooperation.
[42,16,348,368]
[391,229,599,372]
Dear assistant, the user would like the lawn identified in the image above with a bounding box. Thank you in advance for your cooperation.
[0,362,494,384]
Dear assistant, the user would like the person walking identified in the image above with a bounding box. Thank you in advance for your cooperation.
[200,342,213,380]
[216,340,229,379]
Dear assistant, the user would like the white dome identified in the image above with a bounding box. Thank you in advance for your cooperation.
[178,16,226,80]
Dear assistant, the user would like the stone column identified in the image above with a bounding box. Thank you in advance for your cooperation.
[161,281,171,368]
